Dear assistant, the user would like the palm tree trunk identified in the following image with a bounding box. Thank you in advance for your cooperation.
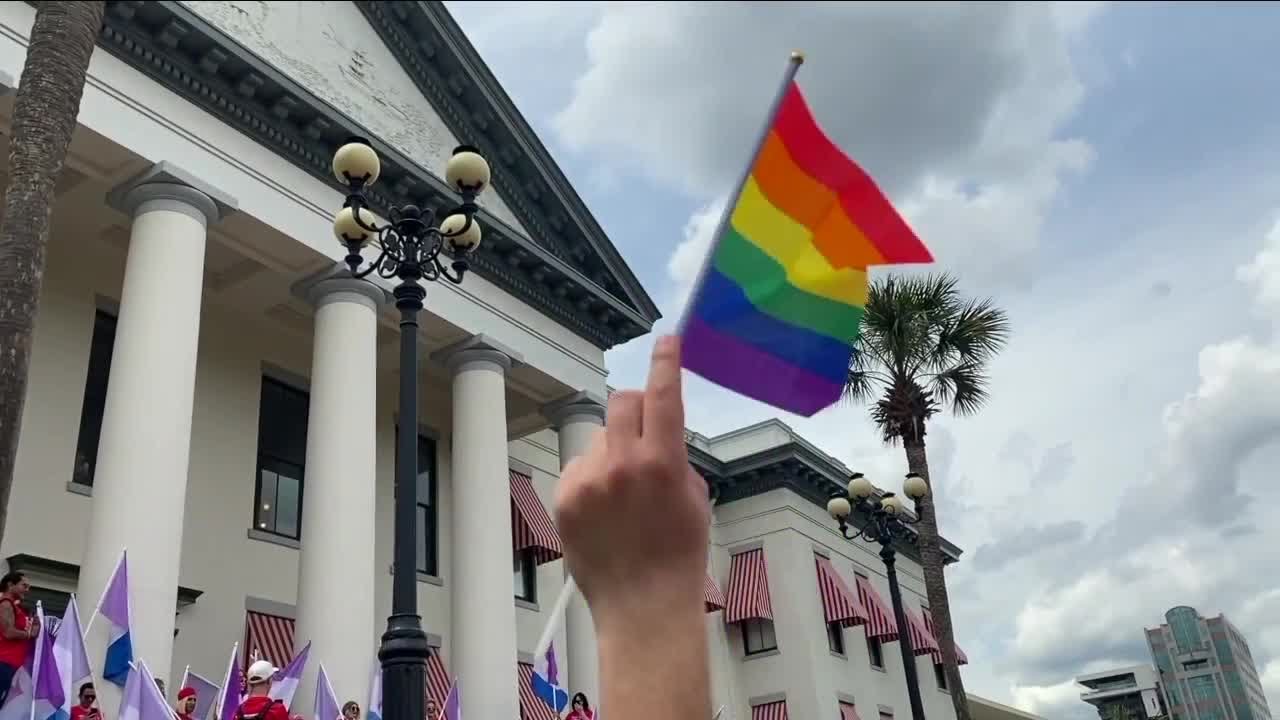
[905,438,971,720]
[0,1,105,545]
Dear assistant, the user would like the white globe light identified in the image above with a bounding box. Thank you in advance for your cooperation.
[847,474,875,499]
[332,140,380,186]
[439,213,482,254]
[827,496,852,520]
[445,145,490,194]
[881,495,905,515]
[333,206,376,246]
[903,473,929,500]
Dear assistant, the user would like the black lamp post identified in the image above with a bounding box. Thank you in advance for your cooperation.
[827,472,931,720]
[330,137,491,720]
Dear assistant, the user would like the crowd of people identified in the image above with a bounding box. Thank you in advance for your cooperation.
[0,336,710,720]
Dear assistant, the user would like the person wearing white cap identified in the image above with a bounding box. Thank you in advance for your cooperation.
[233,661,290,720]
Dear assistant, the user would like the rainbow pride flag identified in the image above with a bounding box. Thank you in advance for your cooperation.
[679,54,934,417]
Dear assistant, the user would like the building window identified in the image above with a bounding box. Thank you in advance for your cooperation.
[880,712,893,720]
[253,377,309,539]
[935,663,948,690]
[866,636,885,668]
[827,621,844,654]
[395,432,438,576]
[72,310,117,487]
[513,549,537,602]
[742,618,777,655]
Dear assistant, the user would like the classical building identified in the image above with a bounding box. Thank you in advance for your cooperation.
[692,421,966,720]
[0,3,967,720]
[1078,665,1166,720]
[1146,606,1272,720]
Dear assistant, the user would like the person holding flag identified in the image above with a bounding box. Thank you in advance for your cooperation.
[234,661,289,720]
[0,572,38,706]
[69,685,101,720]
[174,687,198,720]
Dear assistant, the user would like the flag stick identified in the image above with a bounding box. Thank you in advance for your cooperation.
[533,575,578,661]
[82,548,126,637]
[675,51,806,335]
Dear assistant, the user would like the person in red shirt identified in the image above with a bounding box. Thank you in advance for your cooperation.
[234,661,290,720]
[175,687,198,720]
[0,572,38,706]
[70,683,102,720]
[567,692,595,720]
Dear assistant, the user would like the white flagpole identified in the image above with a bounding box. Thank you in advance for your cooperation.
[533,576,577,660]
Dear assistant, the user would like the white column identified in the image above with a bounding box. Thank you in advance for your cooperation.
[78,164,234,695]
[542,392,606,702]
[291,269,386,713]
[432,335,523,720]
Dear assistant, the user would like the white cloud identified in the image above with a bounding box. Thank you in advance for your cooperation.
[666,197,726,311]
[1237,216,1280,315]
[556,2,1102,287]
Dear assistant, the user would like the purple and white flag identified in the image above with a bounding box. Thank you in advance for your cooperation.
[267,642,310,706]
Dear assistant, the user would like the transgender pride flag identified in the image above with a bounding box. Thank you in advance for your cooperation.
[97,552,133,687]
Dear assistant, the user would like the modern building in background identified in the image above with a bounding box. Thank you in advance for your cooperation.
[1078,665,1166,720]
[1146,606,1272,720]
[0,2,971,719]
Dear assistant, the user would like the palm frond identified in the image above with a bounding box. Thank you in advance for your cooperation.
[842,271,1009,430]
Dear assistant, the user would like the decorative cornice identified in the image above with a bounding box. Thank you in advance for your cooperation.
[6,552,203,606]
[692,443,963,565]
[91,0,658,349]
[357,2,660,324]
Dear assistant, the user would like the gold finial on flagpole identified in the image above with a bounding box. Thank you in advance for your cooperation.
[790,50,806,64]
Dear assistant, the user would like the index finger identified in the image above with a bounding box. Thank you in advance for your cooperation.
[642,335,685,441]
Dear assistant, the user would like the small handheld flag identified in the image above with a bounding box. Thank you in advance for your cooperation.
[97,552,133,687]
[33,604,67,720]
[117,662,174,720]
[365,659,381,720]
[214,644,242,720]
[439,681,459,720]
[52,597,92,720]
[678,52,934,417]
[311,666,339,720]
[267,642,310,706]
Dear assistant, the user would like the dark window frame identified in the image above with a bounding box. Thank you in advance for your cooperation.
[866,635,885,668]
[935,662,948,690]
[741,618,778,655]
[252,376,309,540]
[72,310,118,487]
[513,548,537,603]
[394,430,439,577]
[827,621,845,655]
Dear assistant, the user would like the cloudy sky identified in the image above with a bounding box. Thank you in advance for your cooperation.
[445,2,1280,717]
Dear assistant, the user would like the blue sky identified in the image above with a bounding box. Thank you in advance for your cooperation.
[448,2,1280,716]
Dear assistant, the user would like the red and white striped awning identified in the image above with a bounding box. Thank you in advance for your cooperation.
[814,555,869,628]
[752,701,789,720]
[903,606,941,657]
[243,611,294,670]
[853,574,899,642]
[426,648,451,709]
[725,548,773,624]
[704,573,727,613]
[839,702,861,720]
[921,606,969,665]
[517,662,559,720]
[510,470,563,565]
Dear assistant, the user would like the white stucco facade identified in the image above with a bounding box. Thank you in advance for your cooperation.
[0,3,966,720]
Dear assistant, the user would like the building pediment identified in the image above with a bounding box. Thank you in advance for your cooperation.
[94,0,659,348]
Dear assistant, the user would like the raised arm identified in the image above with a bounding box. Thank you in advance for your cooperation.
[556,336,712,720]
[0,602,28,640]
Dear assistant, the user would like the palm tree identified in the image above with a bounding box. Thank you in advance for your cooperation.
[844,273,1010,720]
[0,1,106,545]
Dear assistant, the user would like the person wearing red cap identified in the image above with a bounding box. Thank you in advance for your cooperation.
[175,687,198,720]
